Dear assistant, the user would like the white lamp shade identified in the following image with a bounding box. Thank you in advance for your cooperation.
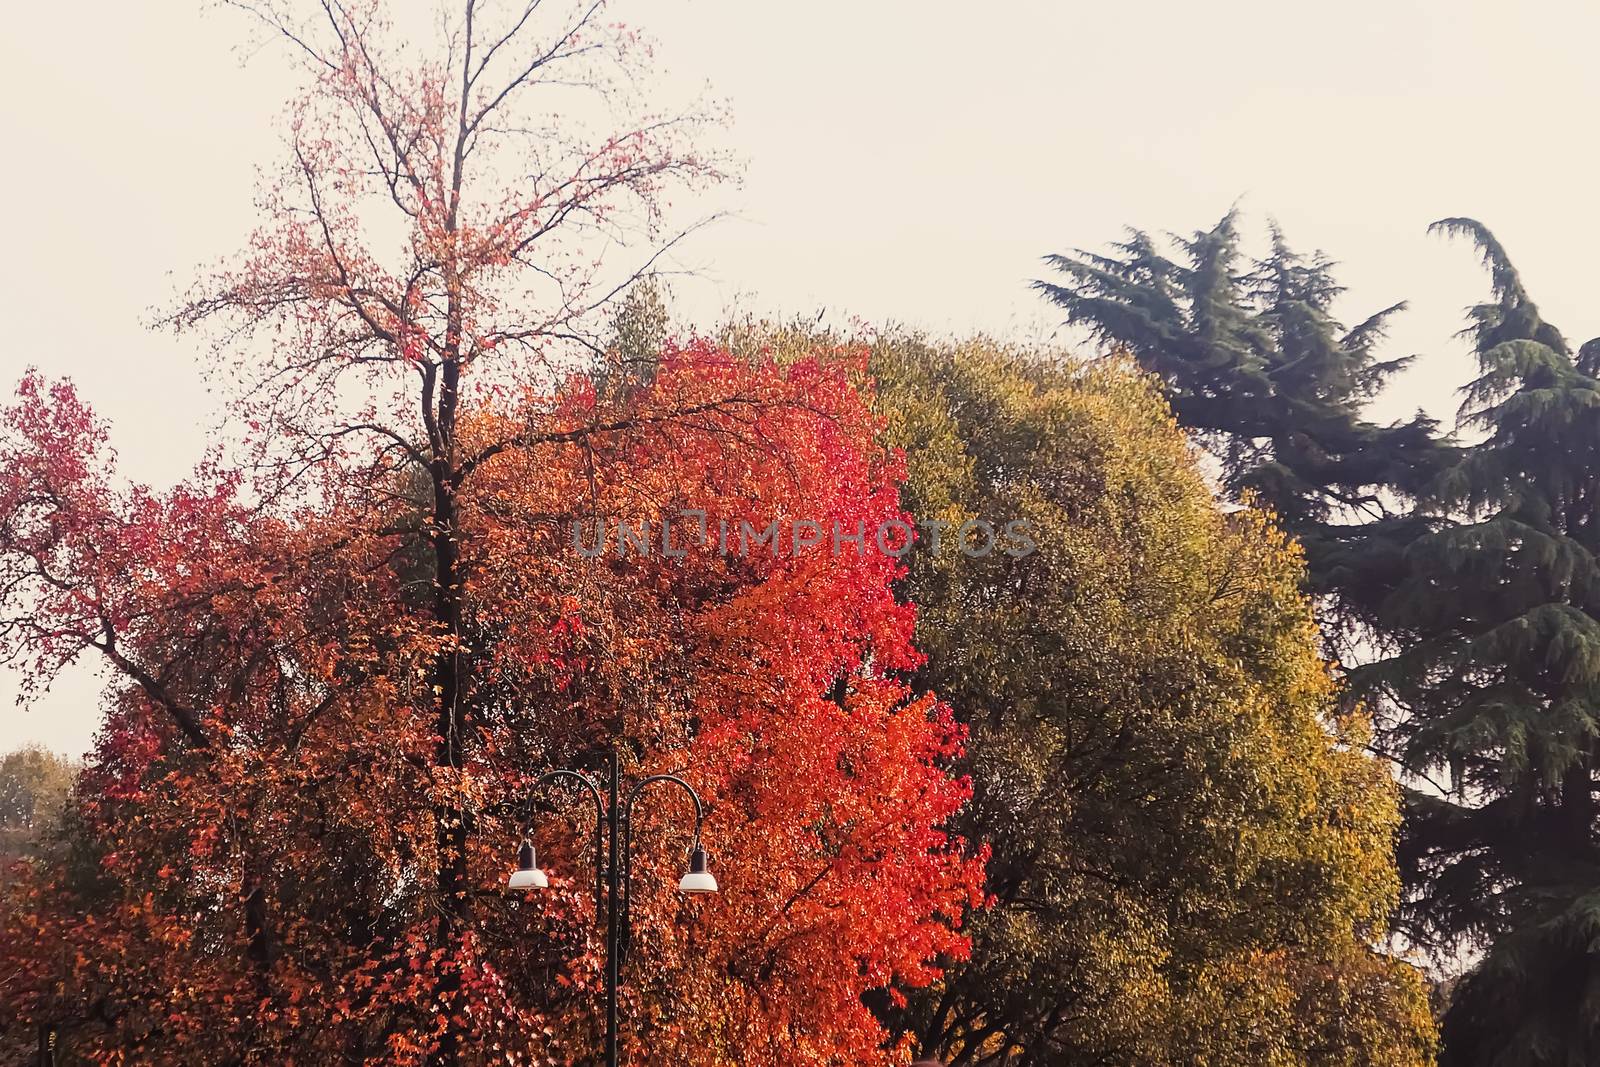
[508,840,548,890]
[679,842,718,894]
[508,866,549,890]
[678,869,719,894]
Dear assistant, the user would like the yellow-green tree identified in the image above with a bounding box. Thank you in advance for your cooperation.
[864,336,1434,1065]
[0,745,76,860]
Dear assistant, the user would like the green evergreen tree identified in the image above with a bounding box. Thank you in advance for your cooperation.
[1359,219,1600,1066]
[1036,211,1450,645]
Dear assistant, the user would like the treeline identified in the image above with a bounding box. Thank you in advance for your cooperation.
[0,1,1583,1064]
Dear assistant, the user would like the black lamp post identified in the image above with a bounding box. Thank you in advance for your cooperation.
[507,748,719,1067]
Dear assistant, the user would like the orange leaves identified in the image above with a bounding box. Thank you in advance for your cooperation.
[453,344,981,1064]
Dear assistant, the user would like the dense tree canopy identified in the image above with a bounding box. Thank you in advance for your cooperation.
[876,337,1432,1066]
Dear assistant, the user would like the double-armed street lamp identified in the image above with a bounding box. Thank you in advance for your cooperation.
[506,748,719,1067]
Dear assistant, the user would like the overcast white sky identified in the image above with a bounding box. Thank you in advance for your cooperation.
[2,0,1597,754]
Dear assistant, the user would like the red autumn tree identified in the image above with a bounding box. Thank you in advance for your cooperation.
[0,347,981,1064]
[0,2,981,1063]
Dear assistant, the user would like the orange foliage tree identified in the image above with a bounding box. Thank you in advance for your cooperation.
[0,1,980,1062]
[0,346,980,1064]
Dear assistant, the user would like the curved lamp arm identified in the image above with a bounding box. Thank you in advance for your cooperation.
[618,774,708,967]
[622,774,706,836]
[533,769,607,911]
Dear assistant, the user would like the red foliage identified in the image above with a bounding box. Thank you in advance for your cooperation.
[0,343,982,1065]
